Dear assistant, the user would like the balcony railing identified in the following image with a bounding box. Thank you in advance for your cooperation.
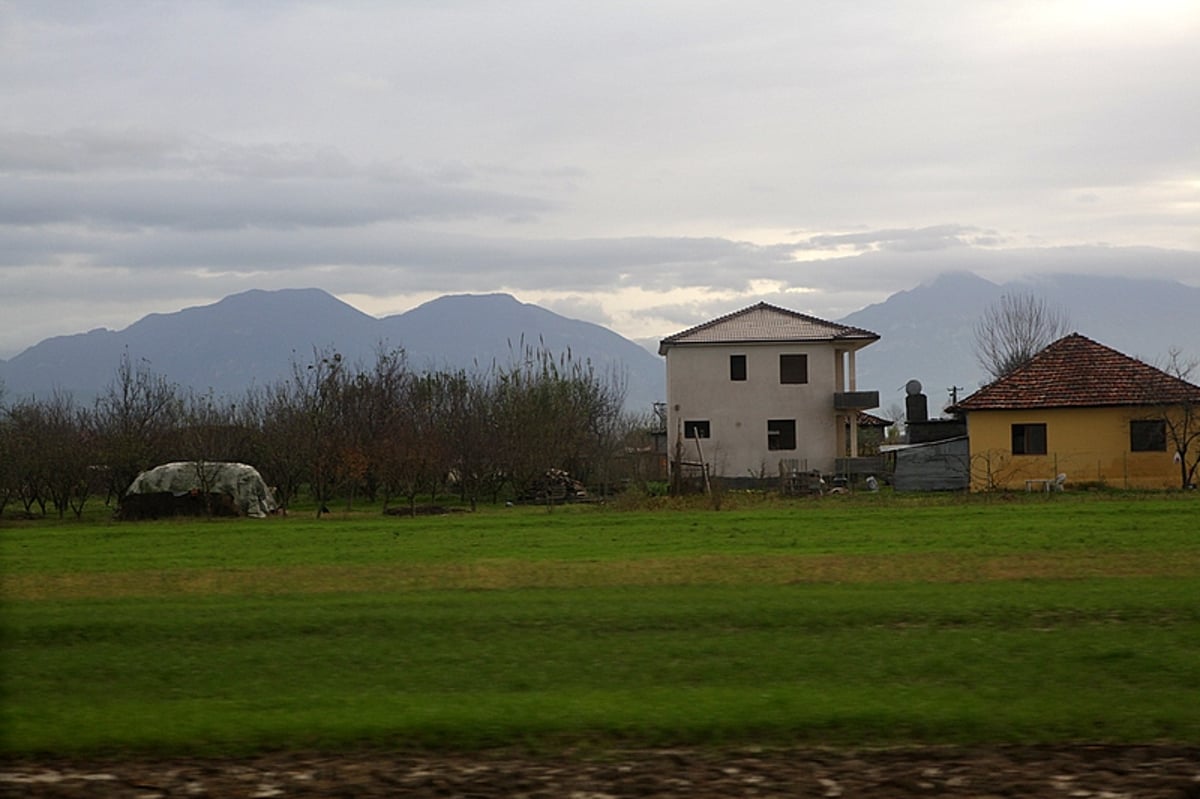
[833,390,880,410]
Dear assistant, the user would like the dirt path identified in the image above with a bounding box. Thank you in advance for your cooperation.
[3,744,1198,798]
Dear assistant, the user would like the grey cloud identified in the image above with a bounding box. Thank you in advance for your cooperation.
[0,265,228,309]
[539,296,614,328]
[3,238,1199,361]
[0,130,362,181]
[645,288,880,338]
[0,175,551,231]
[638,300,728,334]
[794,245,1200,298]
[0,129,186,174]
[10,225,794,296]
[794,225,989,253]
[2,3,1198,358]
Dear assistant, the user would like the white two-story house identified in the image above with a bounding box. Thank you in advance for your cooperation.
[658,302,881,483]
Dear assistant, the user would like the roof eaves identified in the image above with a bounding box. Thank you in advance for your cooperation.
[658,302,879,354]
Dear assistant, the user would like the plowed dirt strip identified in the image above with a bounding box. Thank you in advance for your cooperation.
[2,745,1198,798]
[4,550,1199,601]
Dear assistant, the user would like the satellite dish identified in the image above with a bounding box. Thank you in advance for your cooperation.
[905,379,923,396]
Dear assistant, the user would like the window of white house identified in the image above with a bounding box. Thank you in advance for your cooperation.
[1130,419,1167,452]
[767,419,797,450]
[683,420,711,439]
[1011,423,1047,455]
[779,354,808,384]
[730,354,747,381]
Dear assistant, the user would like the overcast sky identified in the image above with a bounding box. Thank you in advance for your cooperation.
[2,0,1198,358]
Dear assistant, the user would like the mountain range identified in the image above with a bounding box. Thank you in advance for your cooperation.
[2,273,1198,420]
[0,291,667,412]
[844,272,1200,418]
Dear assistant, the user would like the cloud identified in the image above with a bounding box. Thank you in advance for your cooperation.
[1,2,1198,358]
[0,129,188,174]
[537,295,614,328]
[0,174,551,231]
[793,225,996,254]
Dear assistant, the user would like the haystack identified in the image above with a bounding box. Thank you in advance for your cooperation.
[120,461,277,519]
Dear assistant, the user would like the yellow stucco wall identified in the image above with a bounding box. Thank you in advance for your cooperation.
[965,407,1182,491]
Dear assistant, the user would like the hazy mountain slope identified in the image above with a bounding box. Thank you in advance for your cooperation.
[840,272,1200,419]
[839,272,1002,417]
[3,274,1195,419]
[0,288,381,402]
[1016,274,1199,365]
[378,294,665,410]
[0,289,666,411]
[121,287,384,386]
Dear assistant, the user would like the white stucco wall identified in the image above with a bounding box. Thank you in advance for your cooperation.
[665,341,844,478]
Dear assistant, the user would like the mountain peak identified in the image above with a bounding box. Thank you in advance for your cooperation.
[919,271,996,290]
[0,289,664,410]
[841,271,1200,416]
[3,275,1196,418]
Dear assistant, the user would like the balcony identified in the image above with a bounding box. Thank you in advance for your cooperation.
[833,390,880,410]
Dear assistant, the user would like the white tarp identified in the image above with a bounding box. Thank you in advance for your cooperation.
[125,461,277,517]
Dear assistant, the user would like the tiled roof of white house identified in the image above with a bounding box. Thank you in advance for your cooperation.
[658,302,879,355]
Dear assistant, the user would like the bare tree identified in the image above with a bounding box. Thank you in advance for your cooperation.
[0,397,11,517]
[440,370,503,511]
[973,292,1071,381]
[389,372,453,515]
[289,348,348,516]
[177,391,250,517]
[884,401,906,444]
[350,347,410,511]
[254,382,309,512]
[1144,348,1200,490]
[92,351,182,504]
[5,399,52,515]
[42,392,96,519]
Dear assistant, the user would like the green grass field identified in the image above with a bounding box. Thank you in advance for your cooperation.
[2,493,1199,756]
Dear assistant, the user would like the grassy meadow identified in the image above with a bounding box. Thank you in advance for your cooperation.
[2,492,1199,756]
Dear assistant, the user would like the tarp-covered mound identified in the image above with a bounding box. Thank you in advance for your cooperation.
[120,461,277,519]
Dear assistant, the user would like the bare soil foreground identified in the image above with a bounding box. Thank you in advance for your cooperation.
[3,745,1199,798]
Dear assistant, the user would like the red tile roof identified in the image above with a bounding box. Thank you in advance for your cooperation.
[954,333,1200,411]
[855,411,894,427]
[658,302,878,355]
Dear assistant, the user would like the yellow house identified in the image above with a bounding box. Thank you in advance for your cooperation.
[952,334,1200,491]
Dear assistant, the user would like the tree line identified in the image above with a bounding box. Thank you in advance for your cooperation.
[0,345,654,518]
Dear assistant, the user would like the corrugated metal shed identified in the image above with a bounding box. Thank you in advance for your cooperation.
[885,436,970,492]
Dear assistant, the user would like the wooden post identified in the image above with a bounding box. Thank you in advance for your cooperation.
[693,431,712,496]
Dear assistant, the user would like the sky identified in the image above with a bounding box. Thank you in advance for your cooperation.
[2,0,1198,359]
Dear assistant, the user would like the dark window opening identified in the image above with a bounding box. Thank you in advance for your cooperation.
[779,354,808,384]
[1130,419,1167,452]
[683,420,710,439]
[767,419,797,450]
[730,354,747,381]
[1011,423,1047,455]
